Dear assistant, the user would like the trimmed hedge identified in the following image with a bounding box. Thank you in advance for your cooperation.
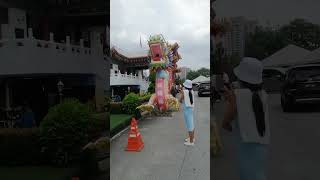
[0,128,42,165]
[89,112,109,141]
[121,93,140,115]
[0,101,108,167]
[139,94,152,103]
[110,102,123,114]
[40,99,92,166]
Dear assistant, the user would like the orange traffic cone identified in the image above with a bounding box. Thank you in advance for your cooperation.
[126,118,144,152]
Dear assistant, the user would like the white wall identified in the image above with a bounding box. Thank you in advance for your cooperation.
[110,72,149,92]
[0,39,103,75]
[0,38,108,110]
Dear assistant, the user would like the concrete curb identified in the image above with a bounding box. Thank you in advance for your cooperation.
[110,125,130,142]
[110,112,175,142]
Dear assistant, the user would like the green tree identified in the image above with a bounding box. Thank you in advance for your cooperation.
[148,71,156,82]
[148,71,156,93]
[245,19,320,60]
[187,70,200,80]
[245,26,287,60]
[197,68,210,77]
[280,19,320,50]
[175,76,183,85]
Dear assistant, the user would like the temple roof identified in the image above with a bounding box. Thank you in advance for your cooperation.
[111,47,150,67]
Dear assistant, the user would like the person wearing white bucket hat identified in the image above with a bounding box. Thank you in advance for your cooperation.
[178,79,195,146]
[222,57,270,180]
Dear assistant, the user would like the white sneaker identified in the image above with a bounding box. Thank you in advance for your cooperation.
[184,138,195,143]
[184,141,195,146]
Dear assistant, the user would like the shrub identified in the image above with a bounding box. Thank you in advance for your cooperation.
[148,82,155,93]
[104,96,111,112]
[88,112,108,141]
[0,128,41,165]
[110,102,123,114]
[139,93,152,103]
[77,137,109,178]
[121,93,141,114]
[40,98,92,166]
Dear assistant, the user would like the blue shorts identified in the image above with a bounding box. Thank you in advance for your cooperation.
[183,104,194,131]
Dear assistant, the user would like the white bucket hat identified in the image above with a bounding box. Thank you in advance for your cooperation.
[233,57,263,84]
[183,79,193,89]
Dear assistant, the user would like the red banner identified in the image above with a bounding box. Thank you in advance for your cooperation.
[156,78,166,110]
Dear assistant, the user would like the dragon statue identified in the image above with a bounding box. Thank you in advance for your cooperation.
[137,34,181,113]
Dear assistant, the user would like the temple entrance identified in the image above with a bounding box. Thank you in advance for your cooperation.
[111,85,140,101]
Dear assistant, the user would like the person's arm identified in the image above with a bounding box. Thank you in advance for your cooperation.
[222,86,236,131]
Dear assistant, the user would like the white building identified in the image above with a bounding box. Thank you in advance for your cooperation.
[217,17,257,59]
[110,47,149,99]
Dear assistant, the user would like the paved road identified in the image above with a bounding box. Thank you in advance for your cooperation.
[212,93,320,180]
[111,95,210,180]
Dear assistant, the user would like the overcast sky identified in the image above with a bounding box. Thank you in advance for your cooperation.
[215,0,320,26]
[110,0,210,70]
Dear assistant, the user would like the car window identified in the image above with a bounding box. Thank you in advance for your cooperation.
[290,66,320,81]
[200,83,210,87]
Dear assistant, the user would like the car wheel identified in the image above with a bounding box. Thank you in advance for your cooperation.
[198,93,202,97]
[281,95,293,112]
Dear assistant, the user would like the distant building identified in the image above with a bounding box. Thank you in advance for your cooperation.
[177,67,191,80]
[216,17,257,59]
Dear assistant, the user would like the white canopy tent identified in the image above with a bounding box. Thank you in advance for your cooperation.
[192,75,210,84]
[296,47,320,65]
[262,44,311,68]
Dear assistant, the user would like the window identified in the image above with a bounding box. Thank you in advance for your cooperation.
[15,28,24,39]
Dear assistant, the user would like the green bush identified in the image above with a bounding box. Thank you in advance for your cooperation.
[110,102,123,114]
[0,128,41,165]
[40,98,92,166]
[139,93,152,103]
[78,137,109,178]
[88,112,108,141]
[104,96,111,112]
[121,93,141,115]
[148,82,155,93]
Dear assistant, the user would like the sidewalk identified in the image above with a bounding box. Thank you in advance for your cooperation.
[110,97,210,180]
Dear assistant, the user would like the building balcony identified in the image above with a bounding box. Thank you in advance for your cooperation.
[0,31,106,77]
[110,72,149,92]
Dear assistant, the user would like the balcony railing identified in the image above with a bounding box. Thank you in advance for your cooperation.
[110,72,149,91]
[0,28,107,76]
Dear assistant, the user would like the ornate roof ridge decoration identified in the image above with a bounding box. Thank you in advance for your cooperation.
[111,47,150,65]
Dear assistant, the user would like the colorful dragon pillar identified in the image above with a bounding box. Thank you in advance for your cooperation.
[137,34,181,113]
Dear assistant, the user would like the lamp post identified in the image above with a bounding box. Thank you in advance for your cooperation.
[57,80,64,103]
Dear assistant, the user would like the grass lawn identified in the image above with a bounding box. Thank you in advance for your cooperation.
[110,114,132,131]
[92,112,108,120]
[0,166,75,180]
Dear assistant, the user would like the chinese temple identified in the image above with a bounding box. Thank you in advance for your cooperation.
[110,47,150,100]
